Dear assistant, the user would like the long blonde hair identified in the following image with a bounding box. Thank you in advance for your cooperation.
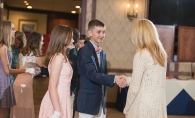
[131,19,167,67]
[14,31,27,49]
[0,20,14,50]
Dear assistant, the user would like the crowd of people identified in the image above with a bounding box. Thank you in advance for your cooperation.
[0,19,167,118]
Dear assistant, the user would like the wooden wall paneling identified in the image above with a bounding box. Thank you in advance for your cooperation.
[48,19,77,33]
[78,0,87,34]
[155,25,175,60]
[58,19,77,28]
[178,26,195,62]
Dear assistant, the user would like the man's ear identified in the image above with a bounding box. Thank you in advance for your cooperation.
[88,30,92,37]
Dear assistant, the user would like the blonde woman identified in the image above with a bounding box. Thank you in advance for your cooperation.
[0,20,37,118]
[11,31,27,83]
[123,19,167,118]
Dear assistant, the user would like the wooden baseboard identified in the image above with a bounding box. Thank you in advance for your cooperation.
[108,69,132,73]
[106,102,116,108]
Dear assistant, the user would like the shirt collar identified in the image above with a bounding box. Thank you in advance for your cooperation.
[90,40,98,49]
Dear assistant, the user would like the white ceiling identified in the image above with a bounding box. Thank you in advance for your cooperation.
[4,0,81,13]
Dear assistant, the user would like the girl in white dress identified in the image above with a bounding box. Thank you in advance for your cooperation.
[10,32,44,118]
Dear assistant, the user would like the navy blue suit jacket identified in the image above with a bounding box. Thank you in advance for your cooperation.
[69,48,79,95]
[77,41,115,115]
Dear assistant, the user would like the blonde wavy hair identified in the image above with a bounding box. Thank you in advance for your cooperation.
[14,31,27,49]
[0,20,14,50]
[131,19,167,67]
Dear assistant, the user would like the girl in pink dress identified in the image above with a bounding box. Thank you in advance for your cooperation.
[39,25,74,118]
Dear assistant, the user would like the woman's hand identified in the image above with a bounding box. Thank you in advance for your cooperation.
[25,68,35,74]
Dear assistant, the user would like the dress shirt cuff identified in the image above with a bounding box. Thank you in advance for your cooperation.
[113,76,116,83]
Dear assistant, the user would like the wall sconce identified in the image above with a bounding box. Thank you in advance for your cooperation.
[126,0,138,21]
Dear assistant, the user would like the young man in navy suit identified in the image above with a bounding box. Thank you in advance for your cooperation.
[77,19,126,118]
[69,28,80,117]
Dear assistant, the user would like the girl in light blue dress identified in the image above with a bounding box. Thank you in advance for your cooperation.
[11,31,27,83]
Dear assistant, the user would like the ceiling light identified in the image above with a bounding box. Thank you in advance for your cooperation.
[25,3,29,5]
[27,6,32,9]
[24,1,27,3]
[75,6,80,8]
[71,11,76,14]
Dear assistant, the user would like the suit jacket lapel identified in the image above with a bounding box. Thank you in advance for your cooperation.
[87,42,100,72]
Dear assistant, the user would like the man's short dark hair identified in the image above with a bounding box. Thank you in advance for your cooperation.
[88,19,104,30]
[72,28,80,45]
[80,34,87,40]
[84,37,90,44]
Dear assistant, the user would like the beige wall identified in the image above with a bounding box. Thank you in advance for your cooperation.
[96,0,148,103]
[96,0,148,70]
[3,8,7,20]
[8,11,47,34]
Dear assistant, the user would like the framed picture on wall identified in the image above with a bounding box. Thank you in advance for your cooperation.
[18,20,37,37]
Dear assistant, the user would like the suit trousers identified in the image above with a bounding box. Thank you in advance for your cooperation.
[79,106,106,118]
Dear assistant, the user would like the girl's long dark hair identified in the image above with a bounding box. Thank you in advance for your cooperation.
[21,32,42,56]
[44,25,72,67]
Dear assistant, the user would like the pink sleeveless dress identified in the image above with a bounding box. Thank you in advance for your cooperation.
[39,54,72,118]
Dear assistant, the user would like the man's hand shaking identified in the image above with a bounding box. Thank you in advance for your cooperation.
[115,75,127,88]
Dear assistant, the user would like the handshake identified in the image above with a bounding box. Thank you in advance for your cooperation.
[25,67,41,75]
[115,75,127,88]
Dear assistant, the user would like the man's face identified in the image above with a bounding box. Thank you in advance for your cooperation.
[77,40,85,49]
[88,26,106,46]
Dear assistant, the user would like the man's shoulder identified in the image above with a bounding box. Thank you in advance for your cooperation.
[79,44,90,53]
[78,45,93,59]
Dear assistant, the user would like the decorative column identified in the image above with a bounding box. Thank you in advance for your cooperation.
[79,0,96,35]
[0,0,3,21]
[144,0,149,18]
